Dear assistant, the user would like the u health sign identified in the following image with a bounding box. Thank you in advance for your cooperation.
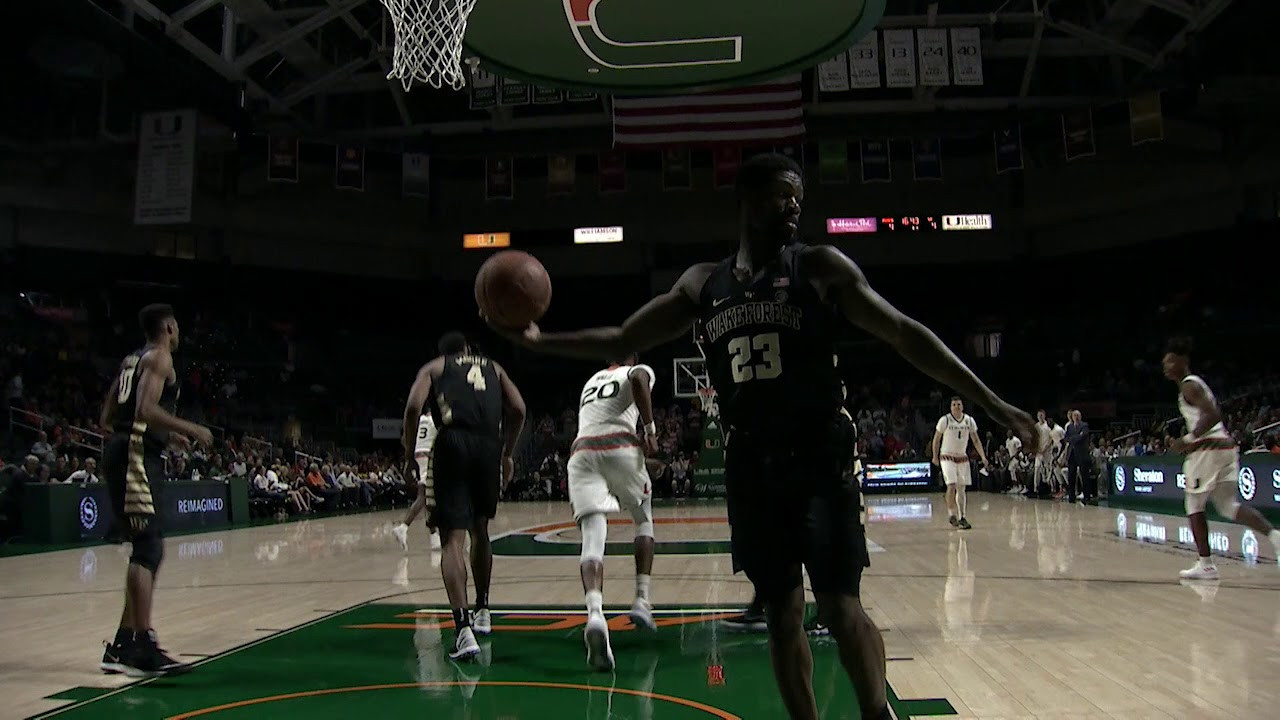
[1109,454,1280,510]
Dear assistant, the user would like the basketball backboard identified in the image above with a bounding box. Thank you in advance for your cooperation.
[461,0,886,93]
[672,357,707,399]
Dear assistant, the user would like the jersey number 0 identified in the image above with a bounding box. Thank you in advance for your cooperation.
[728,332,781,383]
[116,355,140,404]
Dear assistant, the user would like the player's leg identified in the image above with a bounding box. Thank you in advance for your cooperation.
[99,436,131,673]
[1205,458,1280,558]
[432,433,480,659]
[808,467,888,720]
[942,461,959,526]
[956,462,972,529]
[569,452,618,670]
[393,490,425,552]
[765,583,821,720]
[627,494,656,631]
[468,436,501,635]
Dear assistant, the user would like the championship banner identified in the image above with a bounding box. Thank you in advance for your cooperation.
[1062,108,1096,161]
[860,138,892,183]
[994,125,1024,174]
[567,89,598,102]
[134,109,197,225]
[335,144,365,191]
[882,29,917,88]
[267,136,299,183]
[819,141,848,183]
[662,148,692,190]
[912,137,943,181]
[916,28,950,86]
[469,69,498,109]
[1130,92,1164,145]
[547,152,576,195]
[372,418,404,440]
[817,52,850,92]
[533,86,564,104]
[485,155,514,200]
[713,146,740,189]
[500,76,531,105]
[950,28,984,86]
[402,153,430,198]
[847,32,881,89]
[598,151,626,193]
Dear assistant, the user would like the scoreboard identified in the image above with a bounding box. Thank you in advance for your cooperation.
[827,213,993,234]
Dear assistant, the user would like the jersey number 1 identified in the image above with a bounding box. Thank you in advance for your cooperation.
[728,333,781,383]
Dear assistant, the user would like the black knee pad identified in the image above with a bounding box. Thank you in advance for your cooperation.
[130,526,164,573]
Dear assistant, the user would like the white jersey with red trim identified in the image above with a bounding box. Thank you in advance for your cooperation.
[414,414,437,458]
[1179,374,1231,445]
[936,413,977,457]
[575,364,655,440]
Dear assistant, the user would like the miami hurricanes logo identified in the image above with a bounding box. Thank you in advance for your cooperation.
[563,0,741,69]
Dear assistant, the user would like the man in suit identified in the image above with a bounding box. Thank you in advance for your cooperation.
[1062,410,1093,502]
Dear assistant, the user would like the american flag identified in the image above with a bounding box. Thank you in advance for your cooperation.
[611,75,805,148]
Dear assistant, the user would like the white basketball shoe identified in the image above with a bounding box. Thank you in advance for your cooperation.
[584,614,615,671]
[392,523,409,553]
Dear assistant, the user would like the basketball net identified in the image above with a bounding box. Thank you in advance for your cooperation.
[380,0,478,91]
[697,386,719,420]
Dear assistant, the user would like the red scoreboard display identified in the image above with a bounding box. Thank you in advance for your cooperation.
[879,216,940,232]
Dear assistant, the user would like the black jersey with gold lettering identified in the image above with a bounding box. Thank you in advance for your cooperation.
[110,345,181,450]
[428,352,502,435]
[697,244,843,437]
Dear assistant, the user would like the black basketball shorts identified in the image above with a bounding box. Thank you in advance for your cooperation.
[102,432,166,543]
[725,416,869,602]
[430,428,502,531]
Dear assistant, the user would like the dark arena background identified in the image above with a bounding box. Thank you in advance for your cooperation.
[2,0,1280,718]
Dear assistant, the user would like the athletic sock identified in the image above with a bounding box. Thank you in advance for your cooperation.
[635,574,651,603]
[452,607,472,630]
[1198,556,1214,569]
[475,591,489,610]
[585,590,604,618]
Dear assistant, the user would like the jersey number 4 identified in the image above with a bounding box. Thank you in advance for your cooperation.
[728,332,781,383]
[439,363,488,424]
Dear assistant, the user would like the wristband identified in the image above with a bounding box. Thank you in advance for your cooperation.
[645,422,657,437]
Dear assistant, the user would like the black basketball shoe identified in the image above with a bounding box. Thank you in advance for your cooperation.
[100,640,125,675]
[121,630,192,678]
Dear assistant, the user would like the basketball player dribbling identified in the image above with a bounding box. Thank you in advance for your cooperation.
[489,153,1039,720]
[568,354,661,670]
[1161,337,1280,579]
[391,412,442,553]
[931,397,991,530]
[98,304,213,677]
[401,333,526,660]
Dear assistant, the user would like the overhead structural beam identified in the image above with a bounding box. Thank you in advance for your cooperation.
[322,0,412,126]
[235,0,367,69]
[170,0,223,26]
[1019,11,1045,100]
[117,0,304,123]
[1130,0,1196,20]
[1043,17,1156,65]
[284,56,375,105]
[1149,0,1235,66]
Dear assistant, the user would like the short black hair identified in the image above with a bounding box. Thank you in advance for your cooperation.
[735,152,803,200]
[438,331,468,355]
[1165,335,1193,358]
[950,395,963,403]
[138,304,174,338]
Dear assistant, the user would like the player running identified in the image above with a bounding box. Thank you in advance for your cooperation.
[932,397,991,530]
[392,412,442,553]
[569,354,661,671]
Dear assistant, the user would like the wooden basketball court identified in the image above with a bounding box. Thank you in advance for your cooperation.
[3,495,1278,719]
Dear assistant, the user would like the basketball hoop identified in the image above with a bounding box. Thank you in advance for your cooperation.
[379,0,478,91]
[697,386,719,419]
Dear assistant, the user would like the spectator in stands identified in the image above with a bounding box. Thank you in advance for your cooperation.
[305,463,338,507]
[31,431,53,463]
[7,371,23,408]
[13,455,39,486]
[49,456,70,483]
[66,457,99,483]
[671,453,691,497]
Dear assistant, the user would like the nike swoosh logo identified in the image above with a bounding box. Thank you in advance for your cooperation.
[712,297,730,307]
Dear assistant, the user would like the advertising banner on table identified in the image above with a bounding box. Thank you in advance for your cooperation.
[76,482,230,540]
[372,418,404,440]
[862,462,935,492]
[1109,454,1280,510]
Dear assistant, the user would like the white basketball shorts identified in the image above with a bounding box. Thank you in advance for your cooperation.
[1183,449,1241,517]
[568,447,650,521]
[941,457,972,487]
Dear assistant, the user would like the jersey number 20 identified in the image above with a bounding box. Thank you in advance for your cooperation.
[728,333,781,383]
[581,380,620,407]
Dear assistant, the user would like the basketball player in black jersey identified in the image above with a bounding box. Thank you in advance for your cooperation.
[98,304,213,677]
[491,154,1039,718]
[401,332,526,661]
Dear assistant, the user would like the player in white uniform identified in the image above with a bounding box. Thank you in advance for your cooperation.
[1031,410,1065,496]
[933,397,991,530]
[392,413,442,553]
[569,354,659,671]
[1162,338,1280,579]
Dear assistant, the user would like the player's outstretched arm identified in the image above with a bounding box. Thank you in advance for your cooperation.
[805,246,1038,448]
[491,264,714,360]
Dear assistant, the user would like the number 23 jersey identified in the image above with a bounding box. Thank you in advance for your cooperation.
[697,244,843,436]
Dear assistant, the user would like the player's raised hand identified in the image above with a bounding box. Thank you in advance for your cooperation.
[481,311,541,347]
